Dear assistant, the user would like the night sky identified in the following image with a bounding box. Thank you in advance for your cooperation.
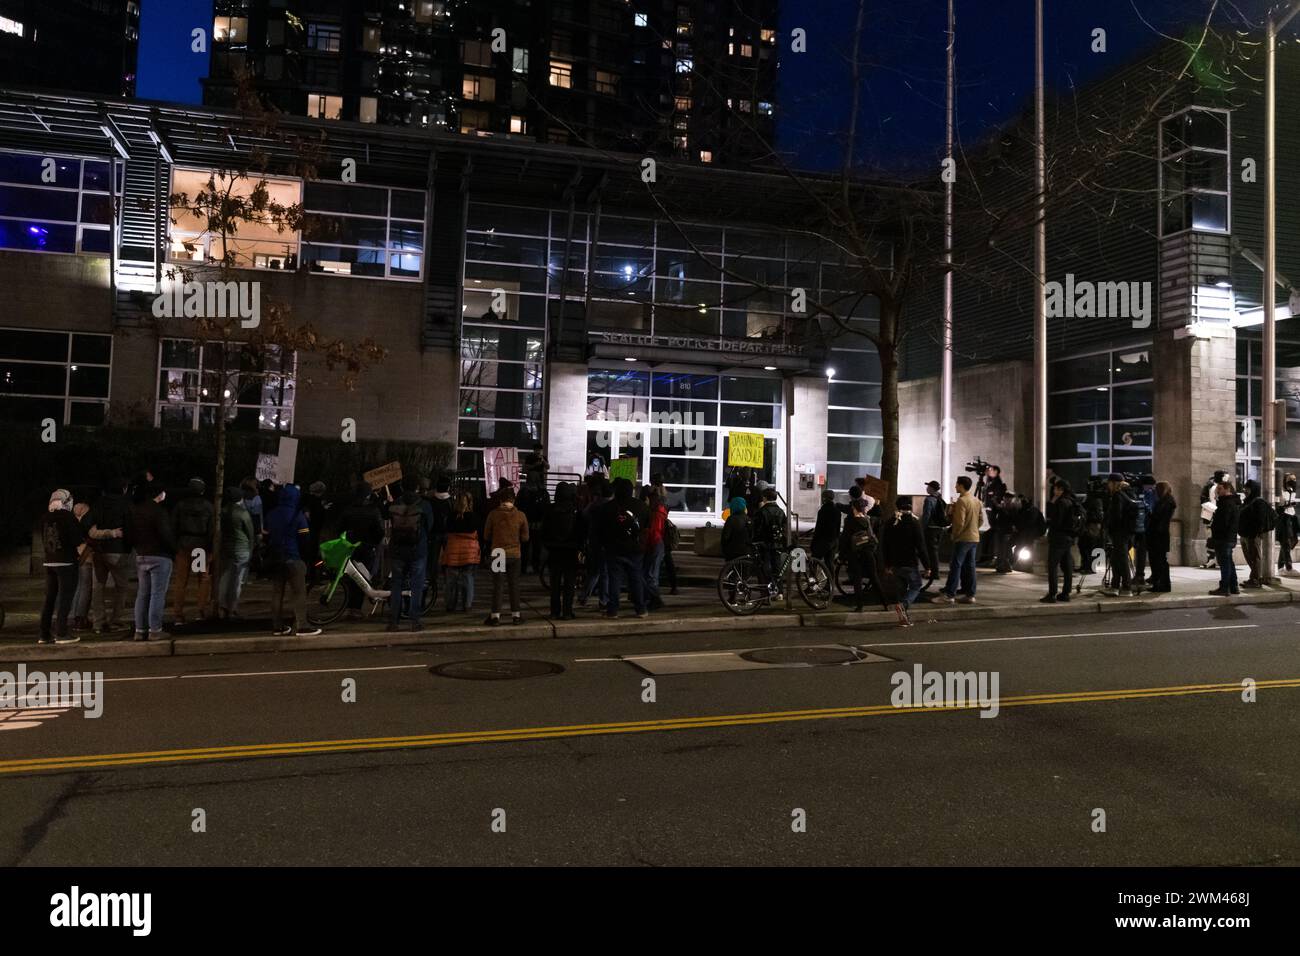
[134,0,1275,171]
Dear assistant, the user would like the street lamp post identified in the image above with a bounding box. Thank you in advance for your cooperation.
[1264,1,1300,584]
[1033,0,1048,513]
[941,0,954,494]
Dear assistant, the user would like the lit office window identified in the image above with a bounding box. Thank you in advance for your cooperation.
[301,181,425,280]
[512,47,529,74]
[359,96,378,124]
[462,74,496,102]
[213,16,248,43]
[157,339,295,432]
[699,150,713,164]
[462,39,492,67]
[510,115,528,134]
[594,71,618,95]
[306,22,341,52]
[635,13,648,27]
[0,16,25,37]
[168,167,301,270]
[306,93,343,120]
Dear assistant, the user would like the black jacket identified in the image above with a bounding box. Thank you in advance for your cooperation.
[1046,494,1080,537]
[811,503,841,558]
[90,491,131,554]
[541,501,587,554]
[1148,494,1176,541]
[1105,485,1136,536]
[41,510,85,565]
[838,514,876,561]
[599,495,647,557]
[1210,493,1240,543]
[881,512,926,570]
[126,500,175,558]
[721,512,751,560]
[1238,481,1269,537]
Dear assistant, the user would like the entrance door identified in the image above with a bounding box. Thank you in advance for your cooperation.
[720,434,779,508]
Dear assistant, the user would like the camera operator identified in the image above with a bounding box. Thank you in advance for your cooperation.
[978,464,1005,565]
[1103,473,1139,597]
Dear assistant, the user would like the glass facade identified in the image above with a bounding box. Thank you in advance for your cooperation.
[1048,343,1153,490]
[0,328,112,425]
[0,150,118,257]
[1235,331,1300,482]
[1159,107,1229,237]
[156,338,295,432]
[825,315,882,493]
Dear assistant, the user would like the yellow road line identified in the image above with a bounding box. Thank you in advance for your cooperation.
[2,678,1295,776]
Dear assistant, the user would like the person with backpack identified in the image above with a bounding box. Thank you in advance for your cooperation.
[1131,474,1156,591]
[1209,480,1241,595]
[171,477,214,624]
[598,477,648,619]
[217,486,256,620]
[427,475,453,592]
[39,489,89,645]
[919,480,948,584]
[882,496,927,626]
[751,486,787,593]
[124,481,175,642]
[811,489,842,563]
[264,483,321,637]
[1103,474,1138,597]
[721,496,752,560]
[1042,479,1081,602]
[839,497,888,613]
[1147,481,1176,592]
[386,476,434,632]
[1238,478,1272,588]
[88,475,132,635]
[482,485,529,625]
[543,481,586,620]
[442,491,481,612]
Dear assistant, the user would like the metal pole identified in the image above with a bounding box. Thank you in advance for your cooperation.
[941,0,954,493]
[1033,0,1048,511]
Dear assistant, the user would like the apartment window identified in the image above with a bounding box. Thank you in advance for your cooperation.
[168,167,301,270]
[594,71,618,95]
[675,95,692,112]
[1160,107,1229,236]
[362,24,380,53]
[740,43,753,58]
[510,115,527,135]
[635,13,648,27]
[306,93,343,120]
[359,96,378,124]
[157,339,295,432]
[738,99,752,113]
[512,47,529,74]
[757,101,773,116]
[677,21,693,36]
[306,22,341,53]
[213,16,248,43]
[0,329,111,427]
[0,17,24,37]
[676,58,693,74]
[463,74,496,102]
[0,151,117,257]
[699,150,713,164]
[459,108,491,135]
[300,181,425,281]
[728,42,734,55]
[462,39,492,67]
[761,28,776,44]
[549,60,573,88]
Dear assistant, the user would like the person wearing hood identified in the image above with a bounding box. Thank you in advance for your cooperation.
[217,486,255,619]
[386,475,434,632]
[265,483,320,637]
[426,475,453,591]
[483,485,529,625]
[1238,478,1272,588]
[598,477,649,619]
[124,480,175,642]
[1209,480,1241,595]
[721,496,751,560]
[542,481,587,620]
[811,489,842,562]
[171,477,215,624]
[39,489,88,645]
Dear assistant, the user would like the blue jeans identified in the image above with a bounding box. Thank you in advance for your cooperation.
[218,553,250,614]
[446,565,475,611]
[895,566,923,609]
[606,554,646,615]
[389,555,427,628]
[643,541,664,603]
[942,541,978,597]
[1216,541,1238,592]
[135,554,173,634]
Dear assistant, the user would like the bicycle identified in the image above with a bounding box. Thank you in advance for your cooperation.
[717,544,833,615]
[307,533,437,626]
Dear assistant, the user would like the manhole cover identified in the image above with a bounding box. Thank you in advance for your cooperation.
[431,659,564,681]
[740,646,862,666]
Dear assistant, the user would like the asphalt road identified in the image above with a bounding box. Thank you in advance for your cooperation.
[1,602,1297,866]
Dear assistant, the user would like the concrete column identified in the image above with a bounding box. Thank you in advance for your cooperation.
[789,375,829,529]
[545,361,589,475]
[1152,326,1237,565]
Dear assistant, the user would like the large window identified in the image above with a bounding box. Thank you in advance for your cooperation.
[306,22,341,52]
[301,181,425,280]
[157,338,295,432]
[0,150,118,257]
[169,167,301,270]
[1236,331,1300,483]
[0,328,111,426]
[826,315,883,493]
[1160,107,1229,236]
[1049,344,1154,491]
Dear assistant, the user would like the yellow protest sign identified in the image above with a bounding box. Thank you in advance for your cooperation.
[728,432,765,468]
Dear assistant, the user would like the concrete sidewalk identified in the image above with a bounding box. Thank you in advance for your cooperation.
[1,559,1295,663]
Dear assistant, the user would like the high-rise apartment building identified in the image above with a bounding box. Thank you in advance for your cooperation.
[203,0,777,165]
[0,0,141,98]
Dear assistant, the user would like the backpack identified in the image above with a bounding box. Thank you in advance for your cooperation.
[1132,496,1149,534]
[389,501,422,549]
[1067,499,1086,537]
[664,517,680,552]
[758,504,786,544]
[612,507,641,545]
[178,500,211,539]
[1263,500,1278,532]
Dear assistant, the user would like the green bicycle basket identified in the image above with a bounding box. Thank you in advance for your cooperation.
[318,532,359,573]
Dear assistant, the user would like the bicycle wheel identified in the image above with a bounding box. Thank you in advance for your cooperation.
[797,557,834,610]
[307,576,353,626]
[717,556,766,616]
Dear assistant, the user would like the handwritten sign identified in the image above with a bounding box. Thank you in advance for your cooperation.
[861,474,890,502]
[609,457,639,483]
[363,460,403,491]
[727,431,765,468]
[483,447,521,490]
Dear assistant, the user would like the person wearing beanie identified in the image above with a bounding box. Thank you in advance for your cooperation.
[39,489,86,645]
[171,476,215,624]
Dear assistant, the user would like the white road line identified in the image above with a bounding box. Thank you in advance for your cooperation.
[856,624,1256,649]
[178,664,430,680]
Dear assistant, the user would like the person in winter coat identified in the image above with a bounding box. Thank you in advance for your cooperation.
[1147,481,1176,592]
[1209,481,1240,595]
[640,487,669,611]
[839,497,888,612]
[597,477,649,618]
[1278,473,1299,573]
[482,486,529,625]
[124,481,175,642]
[386,476,434,632]
[39,489,88,645]
[1238,478,1271,588]
[1043,480,1080,602]
[919,480,947,583]
[265,483,320,637]
[1103,475,1138,596]
[69,500,95,631]
[542,481,587,619]
[579,479,612,607]
[171,477,215,623]
[721,496,752,560]
[881,496,927,625]
[811,490,842,562]
[88,475,132,634]
[339,481,385,609]
[442,492,481,613]
[217,486,255,619]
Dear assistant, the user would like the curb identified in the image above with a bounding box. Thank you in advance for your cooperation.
[0,588,1293,664]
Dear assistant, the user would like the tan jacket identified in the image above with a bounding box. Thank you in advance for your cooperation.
[948,491,982,543]
[483,502,529,559]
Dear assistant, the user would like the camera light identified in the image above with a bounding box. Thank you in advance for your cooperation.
[1017,547,1032,562]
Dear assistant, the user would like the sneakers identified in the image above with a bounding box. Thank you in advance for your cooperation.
[937,592,956,604]
[1056,593,1071,603]
[132,631,147,642]
[635,610,649,618]
[298,628,322,637]
[893,603,912,626]
[273,625,293,636]
[55,634,80,645]
[1038,594,1056,604]
[37,635,53,645]
[1207,588,1229,596]
[147,630,164,642]
[484,615,500,627]
[956,595,976,604]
